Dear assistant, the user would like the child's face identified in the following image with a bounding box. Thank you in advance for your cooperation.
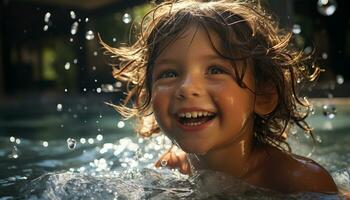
[151,25,256,154]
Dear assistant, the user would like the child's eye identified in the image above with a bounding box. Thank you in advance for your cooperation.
[208,66,226,75]
[157,70,177,79]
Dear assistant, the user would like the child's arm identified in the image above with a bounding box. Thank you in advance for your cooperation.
[155,150,192,175]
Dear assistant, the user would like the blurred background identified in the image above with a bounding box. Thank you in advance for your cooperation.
[0,0,349,139]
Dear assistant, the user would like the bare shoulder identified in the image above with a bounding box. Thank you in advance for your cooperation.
[263,146,338,194]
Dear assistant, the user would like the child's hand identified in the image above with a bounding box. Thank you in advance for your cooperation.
[155,150,191,175]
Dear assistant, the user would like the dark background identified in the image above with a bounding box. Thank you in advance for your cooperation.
[0,0,349,100]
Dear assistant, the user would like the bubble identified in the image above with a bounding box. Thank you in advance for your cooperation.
[8,146,18,159]
[83,88,87,92]
[10,136,15,142]
[64,62,70,70]
[85,18,89,22]
[57,104,63,112]
[315,135,322,143]
[69,38,74,42]
[93,51,98,56]
[117,121,125,128]
[336,75,344,85]
[92,66,96,71]
[113,37,117,42]
[99,114,103,118]
[67,138,76,150]
[160,160,168,167]
[70,11,76,19]
[292,24,301,34]
[94,79,98,83]
[44,12,51,23]
[96,134,103,141]
[71,22,79,35]
[85,30,95,40]
[317,0,337,16]
[43,25,49,31]
[43,141,48,147]
[322,104,336,119]
[64,88,68,92]
[73,59,78,64]
[122,13,132,24]
[96,87,102,93]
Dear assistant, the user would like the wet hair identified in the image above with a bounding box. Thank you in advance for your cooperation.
[101,0,321,152]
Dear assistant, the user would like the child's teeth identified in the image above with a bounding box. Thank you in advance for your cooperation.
[185,113,191,118]
[191,112,197,118]
[178,111,215,118]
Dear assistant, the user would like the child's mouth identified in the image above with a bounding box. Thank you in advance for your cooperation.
[177,111,216,126]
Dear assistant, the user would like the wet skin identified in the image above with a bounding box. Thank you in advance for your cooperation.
[151,24,338,194]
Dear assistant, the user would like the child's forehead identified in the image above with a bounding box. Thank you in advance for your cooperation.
[155,24,225,61]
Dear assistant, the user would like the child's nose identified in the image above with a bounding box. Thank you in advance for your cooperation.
[175,74,203,99]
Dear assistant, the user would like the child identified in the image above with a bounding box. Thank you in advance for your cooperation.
[101,0,339,194]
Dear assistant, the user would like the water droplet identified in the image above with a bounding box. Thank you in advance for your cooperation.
[15,138,21,144]
[80,138,86,144]
[44,12,51,23]
[113,37,117,42]
[64,88,68,92]
[93,51,98,56]
[322,104,336,119]
[43,141,48,147]
[291,125,298,135]
[115,81,122,88]
[71,22,79,35]
[70,11,76,19]
[8,146,18,159]
[160,160,168,167]
[10,136,15,142]
[122,13,132,24]
[64,62,70,70]
[69,38,74,42]
[67,138,76,150]
[92,66,96,71]
[316,135,322,143]
[88,138,94,144]
[60,124,64,128]
[85,30,94,40]
[336,75,344,84]
[317,0,337,16]
[96,87,102,93]
[322,52,328,59]
[43,25,49,31]
[292,24,301,34]
[117,121,125,128]
[57,104,63,111]
[83,88,87,92]
[85,18,89,22]
[94,79,98,83]
[304,46,313,54]
[96,134,103,141]
[73,59,78,64]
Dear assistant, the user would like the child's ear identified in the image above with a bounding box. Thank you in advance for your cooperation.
[254,83,278,116]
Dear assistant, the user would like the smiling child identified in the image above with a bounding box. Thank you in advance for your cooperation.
[101,0,339,194]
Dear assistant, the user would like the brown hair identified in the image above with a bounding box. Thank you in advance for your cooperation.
[101,0,321,152]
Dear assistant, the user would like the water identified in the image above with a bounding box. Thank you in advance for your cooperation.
[0,97,349,199]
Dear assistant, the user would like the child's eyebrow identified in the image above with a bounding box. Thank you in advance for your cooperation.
[154,54,228,66]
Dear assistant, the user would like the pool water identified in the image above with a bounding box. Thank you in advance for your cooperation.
[0,96,349,199]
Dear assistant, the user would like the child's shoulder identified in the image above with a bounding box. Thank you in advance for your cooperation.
[258,146,338,194]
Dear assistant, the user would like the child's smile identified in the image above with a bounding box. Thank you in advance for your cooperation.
[151,24,256,155]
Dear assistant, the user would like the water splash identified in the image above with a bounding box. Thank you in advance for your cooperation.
[322,104,337,119]
[317,0,337,16]
[67,138,76,150]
